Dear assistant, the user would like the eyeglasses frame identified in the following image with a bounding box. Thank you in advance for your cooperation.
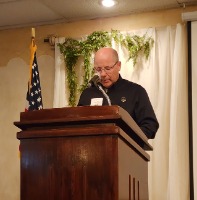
[94,61,119,73]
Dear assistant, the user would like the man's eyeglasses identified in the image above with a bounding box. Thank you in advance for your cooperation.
[94,61,118,73]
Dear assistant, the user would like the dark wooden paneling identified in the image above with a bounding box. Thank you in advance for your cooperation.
[15,106,150,200]
[20,135,118,200]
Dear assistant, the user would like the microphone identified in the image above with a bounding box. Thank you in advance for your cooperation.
[87,74,100,88]
[87,75,111,106]
[97,84,111,106]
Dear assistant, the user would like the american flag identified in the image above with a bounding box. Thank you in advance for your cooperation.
[25,40,43,111]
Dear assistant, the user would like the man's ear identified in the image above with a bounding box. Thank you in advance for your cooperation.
[118,61,121,71]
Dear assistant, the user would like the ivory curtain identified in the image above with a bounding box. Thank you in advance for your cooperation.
[53,23,189,200]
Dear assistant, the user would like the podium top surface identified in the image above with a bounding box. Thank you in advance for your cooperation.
[14,105,152,151]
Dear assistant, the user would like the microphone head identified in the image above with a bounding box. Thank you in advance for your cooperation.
[87,74,100,88]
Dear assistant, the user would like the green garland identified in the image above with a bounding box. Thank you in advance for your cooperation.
[58,30,154,106]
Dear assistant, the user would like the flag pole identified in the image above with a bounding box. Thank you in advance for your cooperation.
[29,28,37,91]
[31,27,35,38]
[31,27,35,46]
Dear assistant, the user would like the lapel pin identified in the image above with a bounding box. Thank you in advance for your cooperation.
[121,97,126,102]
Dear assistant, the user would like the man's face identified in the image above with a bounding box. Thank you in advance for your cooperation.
[95,61,121,88]
[94,49,121,88]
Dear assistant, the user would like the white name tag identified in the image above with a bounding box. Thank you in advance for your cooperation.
[90,98,103,106]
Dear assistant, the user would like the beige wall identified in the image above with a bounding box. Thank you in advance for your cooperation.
[0,6,196,200]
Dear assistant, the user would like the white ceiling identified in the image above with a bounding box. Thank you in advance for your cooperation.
[0,0,197,30]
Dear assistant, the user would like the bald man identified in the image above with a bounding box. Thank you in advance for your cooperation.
[78,47,159,139]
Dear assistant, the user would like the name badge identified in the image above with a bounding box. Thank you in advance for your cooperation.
[90,98,103,106]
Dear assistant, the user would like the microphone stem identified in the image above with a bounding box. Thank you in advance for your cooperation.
[97,85,111,106]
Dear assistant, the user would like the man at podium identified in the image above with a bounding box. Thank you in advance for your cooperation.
[78,47,159,139]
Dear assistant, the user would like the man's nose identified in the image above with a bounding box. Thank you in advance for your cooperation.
[100,69,107,76]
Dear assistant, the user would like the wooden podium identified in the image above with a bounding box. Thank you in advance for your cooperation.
[14,105,152,200]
